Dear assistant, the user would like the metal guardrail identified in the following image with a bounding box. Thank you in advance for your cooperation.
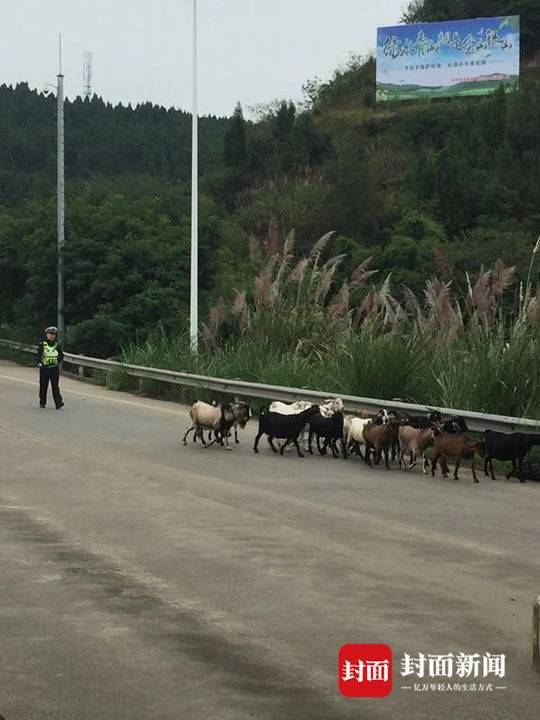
[1,338,539,433]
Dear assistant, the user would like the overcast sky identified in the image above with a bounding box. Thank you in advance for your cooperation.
[1,0,407,116]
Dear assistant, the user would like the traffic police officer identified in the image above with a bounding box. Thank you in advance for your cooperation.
[37,326,64,409]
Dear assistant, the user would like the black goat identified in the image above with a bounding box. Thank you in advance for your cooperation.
[484,430,540,483]
[307,410,347,459]
[253,405,320,457]
[403,410,468,433]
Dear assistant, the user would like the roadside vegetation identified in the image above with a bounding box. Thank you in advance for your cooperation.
[123,233,539,418]
[0,0,538,419]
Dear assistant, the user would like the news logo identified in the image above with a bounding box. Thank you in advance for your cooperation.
[339,646,507,697]
[338,644,393,698]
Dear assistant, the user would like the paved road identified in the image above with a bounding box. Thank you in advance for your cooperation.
[1,361,539,720]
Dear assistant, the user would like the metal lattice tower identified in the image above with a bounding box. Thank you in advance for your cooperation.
[83,51,93,100]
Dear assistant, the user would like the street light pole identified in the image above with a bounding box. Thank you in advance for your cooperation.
[190,0,199,351]
[57,34,65,339]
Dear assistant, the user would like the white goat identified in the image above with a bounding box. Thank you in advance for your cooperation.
[182,400,250,450]
[269,400,313,415]
[345,416,371,458]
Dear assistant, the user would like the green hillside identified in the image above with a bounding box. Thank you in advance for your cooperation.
[0,0,539,356]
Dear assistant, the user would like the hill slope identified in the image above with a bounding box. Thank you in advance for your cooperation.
[0,0,539,351]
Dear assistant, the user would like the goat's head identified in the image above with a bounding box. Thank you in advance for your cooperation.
[302,404,321,419]
[324,397,343,413]
[426,425,439,440]
[526,434,540,449]
[475,441,486,458]
[448,416,469,433]
[232,401,251,428]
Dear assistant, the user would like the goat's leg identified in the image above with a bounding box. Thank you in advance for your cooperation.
[383,447,390,470]
[308,430,314,455]
[399,449,405,470]
[365,444,373,467]
[489,458,496,481]
[204,430,220,449]
[329,438,339,459]
[471,456,479,483]
[453,458,461,481]
[518,455,525,483]
[374,448,382,465]
[440,455,449,478]
[341,437,348,460]
[317,435,326,456]
[222,428,232,451]
[431,454,439,477]
[234,428,239,444]
[268,437,279,454]
[280,438,292,455]
[484,456,489,477]
[506,459,517,479]
[182,426,194,445]
[292,436,305,458]
[422,453,429,474]
[253,431,263,454]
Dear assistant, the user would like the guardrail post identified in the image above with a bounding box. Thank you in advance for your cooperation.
[138,378,144,393]
[533,594,540,671]
[78,365,84,377]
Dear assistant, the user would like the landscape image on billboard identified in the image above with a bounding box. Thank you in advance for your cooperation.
[376,15,520,102]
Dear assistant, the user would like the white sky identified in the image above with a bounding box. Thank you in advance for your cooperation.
[1,0,407,116]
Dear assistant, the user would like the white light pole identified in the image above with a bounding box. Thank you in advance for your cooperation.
[57,34,65,339]
[190,0,199,351]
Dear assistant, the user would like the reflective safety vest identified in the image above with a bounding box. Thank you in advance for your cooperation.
[42,342,59,367]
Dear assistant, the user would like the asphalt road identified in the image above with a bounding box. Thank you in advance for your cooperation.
[1,361,539,720]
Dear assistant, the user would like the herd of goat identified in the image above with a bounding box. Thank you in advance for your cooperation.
[181,398,540,484]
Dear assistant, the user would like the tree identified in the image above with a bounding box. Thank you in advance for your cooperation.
[273,101,296,141]
[223,102,247,167]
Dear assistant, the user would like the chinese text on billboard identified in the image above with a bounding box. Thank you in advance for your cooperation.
[376,16,520,102]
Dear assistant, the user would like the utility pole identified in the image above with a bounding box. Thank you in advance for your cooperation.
[190,0,199,351]
[83,51,93,100]
[57,35,65,339]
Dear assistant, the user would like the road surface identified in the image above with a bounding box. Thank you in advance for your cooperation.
[1,361,539,719]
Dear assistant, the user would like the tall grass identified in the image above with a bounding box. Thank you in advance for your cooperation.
[123,231,539,419]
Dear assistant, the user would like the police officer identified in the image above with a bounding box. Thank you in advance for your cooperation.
[37,326,64,409]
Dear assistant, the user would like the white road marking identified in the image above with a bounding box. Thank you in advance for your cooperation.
[0,372,189,416]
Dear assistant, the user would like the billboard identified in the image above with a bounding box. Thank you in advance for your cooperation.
[376,16,520,102]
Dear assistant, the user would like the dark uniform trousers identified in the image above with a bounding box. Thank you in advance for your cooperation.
[39,366,63,407]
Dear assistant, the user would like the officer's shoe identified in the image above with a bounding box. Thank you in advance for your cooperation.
[55,402,64,410]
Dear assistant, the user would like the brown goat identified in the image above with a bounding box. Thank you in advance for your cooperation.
[363,421,400,470]
[431,433,486,483]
